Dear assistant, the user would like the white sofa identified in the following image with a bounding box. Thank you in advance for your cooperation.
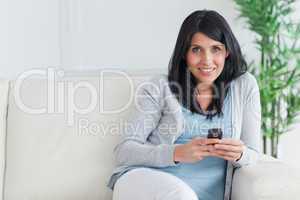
[0,69,299,200]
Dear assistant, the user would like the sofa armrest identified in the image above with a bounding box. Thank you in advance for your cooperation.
[231,154,300,200]
[0,80,9,200]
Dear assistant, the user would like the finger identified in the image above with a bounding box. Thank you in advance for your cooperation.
[193,138,221,145]
[220,156,237,162]
[210,150,240,161]
[206,139,222,145]
[199,151,216,158]
[219,139,243,146]
[214,144,243,153]
[208,153,229,160]
[212,150,238,158]
[197,145,215,152]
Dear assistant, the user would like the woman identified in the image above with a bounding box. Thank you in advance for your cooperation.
[107,10,261,200]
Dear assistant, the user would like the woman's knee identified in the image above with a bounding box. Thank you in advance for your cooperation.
[112,168,199,200]
[162,184,198,200]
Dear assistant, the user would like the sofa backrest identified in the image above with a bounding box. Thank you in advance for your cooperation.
[2,70,159,200]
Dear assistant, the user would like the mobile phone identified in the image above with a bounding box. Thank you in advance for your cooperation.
[207,128,223,139]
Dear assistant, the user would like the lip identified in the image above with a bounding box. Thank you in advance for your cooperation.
[197,67,216,76]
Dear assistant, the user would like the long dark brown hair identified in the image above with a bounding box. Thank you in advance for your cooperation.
[168,10,247,119]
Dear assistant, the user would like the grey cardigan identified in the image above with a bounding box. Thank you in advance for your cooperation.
[107,72,262,200]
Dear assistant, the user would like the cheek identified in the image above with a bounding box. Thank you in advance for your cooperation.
[214,56,226,68]
[186,53,199,67]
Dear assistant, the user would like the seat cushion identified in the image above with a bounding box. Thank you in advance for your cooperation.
[232,155,300,200]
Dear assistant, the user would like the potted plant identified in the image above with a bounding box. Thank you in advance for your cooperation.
[233,0,300,157]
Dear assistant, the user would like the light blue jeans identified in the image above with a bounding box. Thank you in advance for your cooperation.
[112,167,199,200]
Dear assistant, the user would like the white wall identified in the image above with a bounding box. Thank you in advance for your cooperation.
[280,122,300,168]
[0,0,299,168]
[0,0,257,76]
[0,0,61,78]
[59,0,258,72]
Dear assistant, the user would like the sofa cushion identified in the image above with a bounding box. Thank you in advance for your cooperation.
[232,154,300,200]
[0,80,9,200]
[4,71,155,200]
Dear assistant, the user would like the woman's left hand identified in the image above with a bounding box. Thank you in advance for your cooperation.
[210,139,245,162]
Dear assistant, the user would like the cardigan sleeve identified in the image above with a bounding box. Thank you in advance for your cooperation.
[232,75,262,167]
[113,77,179,168]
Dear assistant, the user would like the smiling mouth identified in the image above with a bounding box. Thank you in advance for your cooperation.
[198,67,215,73]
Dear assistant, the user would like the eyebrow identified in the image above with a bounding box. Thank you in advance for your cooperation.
[190,44,225,48]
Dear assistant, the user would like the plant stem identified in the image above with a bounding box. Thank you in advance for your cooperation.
[271,101,277,158]
[263,135,267,154]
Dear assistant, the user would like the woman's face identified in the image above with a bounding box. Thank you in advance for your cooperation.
[186,32,228,85]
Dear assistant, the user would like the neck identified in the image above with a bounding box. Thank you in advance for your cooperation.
[196,83,213,94]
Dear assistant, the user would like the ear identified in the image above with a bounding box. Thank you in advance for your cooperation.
[225,51,229,58]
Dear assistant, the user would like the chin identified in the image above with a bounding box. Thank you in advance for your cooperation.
[194,76,216,84]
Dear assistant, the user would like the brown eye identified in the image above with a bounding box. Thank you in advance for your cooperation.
[212,46,221,53]
[191,47,201,53]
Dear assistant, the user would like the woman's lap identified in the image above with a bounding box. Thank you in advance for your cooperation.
[112,167,199,200]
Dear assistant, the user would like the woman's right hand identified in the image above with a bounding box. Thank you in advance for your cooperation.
[173,138,220,163]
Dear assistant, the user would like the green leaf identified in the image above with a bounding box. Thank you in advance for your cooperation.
[233,0,300,155]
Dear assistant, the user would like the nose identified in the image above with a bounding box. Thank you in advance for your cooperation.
[201,51,212,66]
